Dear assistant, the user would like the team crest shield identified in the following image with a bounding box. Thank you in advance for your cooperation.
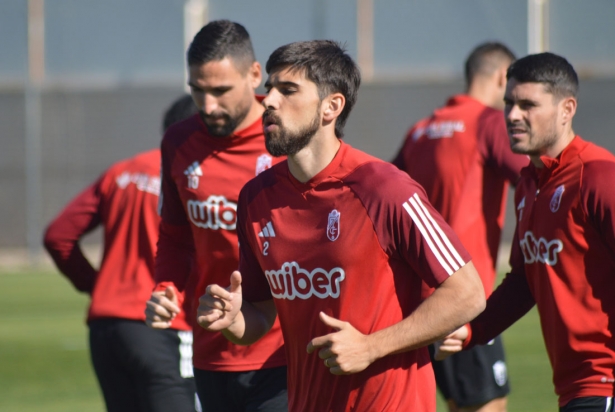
[550,185,565,213]
[255,154,273,176]
[327,209,340,241]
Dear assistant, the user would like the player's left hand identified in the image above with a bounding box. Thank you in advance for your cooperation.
[306,312,375,375]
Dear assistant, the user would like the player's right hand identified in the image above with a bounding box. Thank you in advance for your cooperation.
[433,325,469,360]
[197,270,243,331]
[145,286,181,329]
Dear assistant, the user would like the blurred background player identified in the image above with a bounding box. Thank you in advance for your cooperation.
[43,94,199,412]
[143,20,287,412]
[392,42,528,412]
[197,39,486,412]
[436,52,615,412]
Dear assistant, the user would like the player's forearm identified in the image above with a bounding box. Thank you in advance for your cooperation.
[154,221,194,290]
[367,261,485,360]
[467,268,535,348]
[223,300,276,346]
[43,231,97,293]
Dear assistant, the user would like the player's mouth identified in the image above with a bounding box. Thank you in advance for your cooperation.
[507,124,528,138]
[262,111,280,133]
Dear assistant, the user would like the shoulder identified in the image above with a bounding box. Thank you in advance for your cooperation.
[579,142,615,193]
[239,161,285,205]
[476,105,505,131]
[161,114,201,150]
[341,150,425,204]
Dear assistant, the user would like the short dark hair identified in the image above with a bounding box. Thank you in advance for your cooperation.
[187,20,256,73]
[162,94,198,132]
[465,42,516,86]
[506,52,578,99]
[265,40,361,138]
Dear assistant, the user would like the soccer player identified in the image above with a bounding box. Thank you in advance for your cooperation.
[143,20,287,411]
[435,52,615,412]
[197,40,486,412]
[43,94,199,412]
[392,42,528,412]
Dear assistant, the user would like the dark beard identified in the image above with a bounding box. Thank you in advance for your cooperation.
[264,109,320,157]
[200,104,250,137]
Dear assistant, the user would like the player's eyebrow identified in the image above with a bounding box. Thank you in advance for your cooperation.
[264,79,300,89]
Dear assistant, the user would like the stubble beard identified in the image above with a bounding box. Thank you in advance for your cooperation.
[264,108,321,157]
[200,99,251,138]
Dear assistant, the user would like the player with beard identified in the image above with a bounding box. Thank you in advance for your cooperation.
[435,53,615,412]
[144,20,287,412]
[197,40,486,412]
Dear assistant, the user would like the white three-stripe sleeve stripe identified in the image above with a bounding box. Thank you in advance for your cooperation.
[408,195,464,272]
[412,193,465,267]
[402,202,454,275]
[267,222,275,236]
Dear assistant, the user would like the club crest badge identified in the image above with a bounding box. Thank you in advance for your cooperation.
[255,154,273,176]
[327,209,340,241]
[550,185,565,213]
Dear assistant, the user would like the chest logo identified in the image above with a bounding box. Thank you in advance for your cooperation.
[255,154,273,176]
[549,185,565,213]
[186,195,237,230]
[327,209,341,241]
[184,161,203,189]
[265,262,346,300]
[116,172,160,195]
[519,231,563,266]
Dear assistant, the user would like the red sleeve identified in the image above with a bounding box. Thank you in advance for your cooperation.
[466,227,536,348]
[581,160,615,254]
[43,178,102,293]
[237,186,272,302]
[346,162,471,287]
[153,133,194,298]
[477,109,528,185]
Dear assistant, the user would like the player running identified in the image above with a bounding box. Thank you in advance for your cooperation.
[144,20,287,411]
[435,52,615,412]
[198,40,486,412]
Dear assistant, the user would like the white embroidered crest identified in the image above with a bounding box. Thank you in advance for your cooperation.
[550,185,565,213]
[255,154,273,176]
[327,209,340,241]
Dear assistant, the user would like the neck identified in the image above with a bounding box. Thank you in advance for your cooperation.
[235,97,265,133]
[287,129,341,183]
[466,81,498,109]
[530,129,576,168]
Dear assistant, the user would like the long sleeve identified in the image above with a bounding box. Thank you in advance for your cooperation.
[43,180,102,293]
[466,229,536,348]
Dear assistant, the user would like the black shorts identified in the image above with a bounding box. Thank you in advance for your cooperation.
[430,335,510,407]
[560,397,614,412]
[194,366,288,412]
[89,318,198,412]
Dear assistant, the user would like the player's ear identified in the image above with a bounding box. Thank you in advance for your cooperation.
[560,96,577,124]
[248,61,262,90]
[322,93,345,122]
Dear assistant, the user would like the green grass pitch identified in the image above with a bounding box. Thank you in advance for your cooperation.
[0,269,557,411]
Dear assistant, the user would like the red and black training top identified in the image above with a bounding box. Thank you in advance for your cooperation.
[44,149,189,330]
[466,136,615,406]
[240,141,472,412]
[155,111,286,371]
